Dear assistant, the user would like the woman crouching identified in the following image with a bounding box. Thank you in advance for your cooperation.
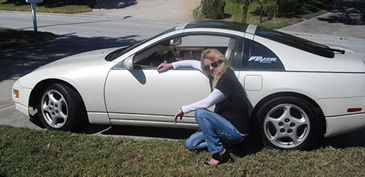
[157,48,249,167]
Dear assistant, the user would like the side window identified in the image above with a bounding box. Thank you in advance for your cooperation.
[134,38,176,67]
[134,34,236,68]
[172,35,231,61]
[242,39,285,71]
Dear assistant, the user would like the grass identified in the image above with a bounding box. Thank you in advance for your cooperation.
[0,27,57,48]
[195,0,335,29]
[1,125,364,176]
[0,0,95,14]
[242,1,331,29]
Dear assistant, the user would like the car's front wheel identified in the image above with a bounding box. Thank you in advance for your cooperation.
[38,83,87,131]
[257,96,320,150]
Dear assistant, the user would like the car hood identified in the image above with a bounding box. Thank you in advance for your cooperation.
[36,47,119,70]
[18,47,120,88]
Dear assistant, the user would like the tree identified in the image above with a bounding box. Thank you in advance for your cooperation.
[201,0,226,19]
[231,0,251,23]
[259,0,298,23]
[200,0,298,23]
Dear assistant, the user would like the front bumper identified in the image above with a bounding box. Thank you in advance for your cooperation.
[12,80,32,116]
[14,103,29,116]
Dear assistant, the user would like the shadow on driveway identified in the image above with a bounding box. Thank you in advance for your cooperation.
[0,34,139,82]
[93,0,138,10]
[318,0,365,25]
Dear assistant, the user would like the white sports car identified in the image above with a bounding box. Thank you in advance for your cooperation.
[12,21,365,150]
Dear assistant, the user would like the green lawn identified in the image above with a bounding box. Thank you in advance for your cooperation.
[1,125,364,176]
[0,0,95,13]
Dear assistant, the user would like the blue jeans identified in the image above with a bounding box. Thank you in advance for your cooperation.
[185,129,207,150]
[185,108,246,154]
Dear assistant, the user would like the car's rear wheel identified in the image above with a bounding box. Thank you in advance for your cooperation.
[38,83,87,131]
[257,96,320,150]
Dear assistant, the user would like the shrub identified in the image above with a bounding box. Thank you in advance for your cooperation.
[201,0,226,19]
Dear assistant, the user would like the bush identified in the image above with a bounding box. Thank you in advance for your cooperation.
[201,0,226,19]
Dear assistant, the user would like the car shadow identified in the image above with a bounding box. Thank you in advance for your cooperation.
[76,121,365,149]
[78,123,197,140]
[322,128,365,148]
[29,114,197,140]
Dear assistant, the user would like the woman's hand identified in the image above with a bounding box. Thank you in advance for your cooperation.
[157,63,173,73]
[174,108,184,124]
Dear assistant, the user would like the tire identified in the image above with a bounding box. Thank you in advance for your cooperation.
[257,96,320,150]
[38,83,87,131]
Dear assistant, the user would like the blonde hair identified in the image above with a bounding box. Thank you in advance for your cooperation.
[200,48,232,88]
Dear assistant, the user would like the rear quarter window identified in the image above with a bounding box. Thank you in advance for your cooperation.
[242,39,285,71]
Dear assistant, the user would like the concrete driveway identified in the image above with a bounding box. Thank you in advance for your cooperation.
[84,0,201,23]
[279,0,365,40]
[84,0,365,40]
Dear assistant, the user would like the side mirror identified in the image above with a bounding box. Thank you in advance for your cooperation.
[123,55,134,70]
[170,38,182,46]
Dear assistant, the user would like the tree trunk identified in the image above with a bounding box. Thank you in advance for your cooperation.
[259,0,263,23]
[241,1,249,23]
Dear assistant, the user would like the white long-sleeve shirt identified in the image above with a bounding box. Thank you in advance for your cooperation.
[172,60,227,114]
[172,60,202,72]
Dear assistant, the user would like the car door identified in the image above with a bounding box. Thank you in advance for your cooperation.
[104,34,237,126]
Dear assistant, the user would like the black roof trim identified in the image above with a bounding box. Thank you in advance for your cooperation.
[184,21,249,33]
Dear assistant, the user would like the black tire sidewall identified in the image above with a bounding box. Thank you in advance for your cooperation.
[38,83,86,131]
[257,96,320,150]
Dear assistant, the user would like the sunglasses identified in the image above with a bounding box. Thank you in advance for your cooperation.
[204,62,218,71]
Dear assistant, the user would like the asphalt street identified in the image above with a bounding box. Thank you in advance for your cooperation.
[0,0,365,146]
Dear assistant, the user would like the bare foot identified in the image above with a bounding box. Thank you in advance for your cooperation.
[205,158,219,166]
